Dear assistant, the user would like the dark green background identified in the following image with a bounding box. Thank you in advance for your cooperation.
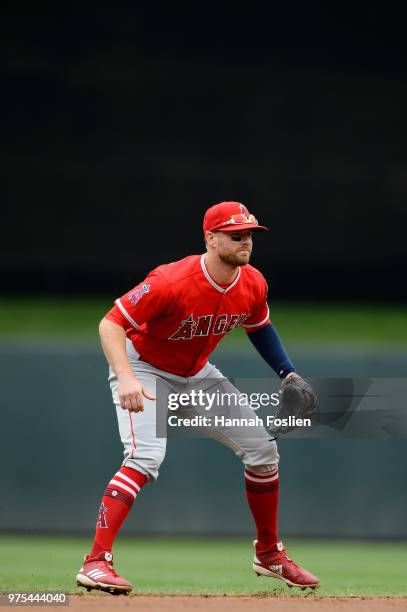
[2,341,406,537]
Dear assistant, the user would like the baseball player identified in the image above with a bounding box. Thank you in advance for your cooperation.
[76,201,319,594]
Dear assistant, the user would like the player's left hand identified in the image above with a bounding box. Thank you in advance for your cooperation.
[268,372,317,436]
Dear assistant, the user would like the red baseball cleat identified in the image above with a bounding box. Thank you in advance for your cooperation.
[76,551,133,595]
[252,540,319,590]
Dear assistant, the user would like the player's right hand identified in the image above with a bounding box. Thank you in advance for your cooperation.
[117,373,156,413]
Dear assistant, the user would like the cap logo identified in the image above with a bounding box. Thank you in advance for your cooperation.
[240,203,250,216]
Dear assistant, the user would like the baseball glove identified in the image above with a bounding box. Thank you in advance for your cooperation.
[268,373,317,436]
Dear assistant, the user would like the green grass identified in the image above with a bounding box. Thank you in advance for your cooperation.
[0,297,406,345]
[0,536,406,597]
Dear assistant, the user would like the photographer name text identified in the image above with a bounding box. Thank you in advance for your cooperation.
[167,415,311,428]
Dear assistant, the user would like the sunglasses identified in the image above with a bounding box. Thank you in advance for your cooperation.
[220,213,258,227]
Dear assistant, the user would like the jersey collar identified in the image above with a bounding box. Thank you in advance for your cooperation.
[200,254,241,294]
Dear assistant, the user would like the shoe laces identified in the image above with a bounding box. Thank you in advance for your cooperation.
[272,550,300,570]
[100,560,119,577]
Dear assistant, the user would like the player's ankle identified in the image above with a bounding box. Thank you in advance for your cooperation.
[88,545,111,561]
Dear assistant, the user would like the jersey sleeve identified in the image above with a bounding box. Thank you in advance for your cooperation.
[241,274,270,332]
[105,271,172,330]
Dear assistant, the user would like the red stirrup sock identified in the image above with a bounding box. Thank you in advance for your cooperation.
[244,466,279,557]
[89,466,148,559]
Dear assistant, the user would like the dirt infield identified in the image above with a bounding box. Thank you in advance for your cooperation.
[65,595,407,611]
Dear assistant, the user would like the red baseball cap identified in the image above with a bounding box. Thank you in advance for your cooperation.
[203,201,269,234]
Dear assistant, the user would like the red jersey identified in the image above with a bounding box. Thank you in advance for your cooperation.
[106,254,270,377]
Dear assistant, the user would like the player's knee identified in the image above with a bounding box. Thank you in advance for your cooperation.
[244,439,279,472]
[146,446,166,477]
[125,446,166,482]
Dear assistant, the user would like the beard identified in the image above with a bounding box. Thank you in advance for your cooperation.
[218,249,251,267]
